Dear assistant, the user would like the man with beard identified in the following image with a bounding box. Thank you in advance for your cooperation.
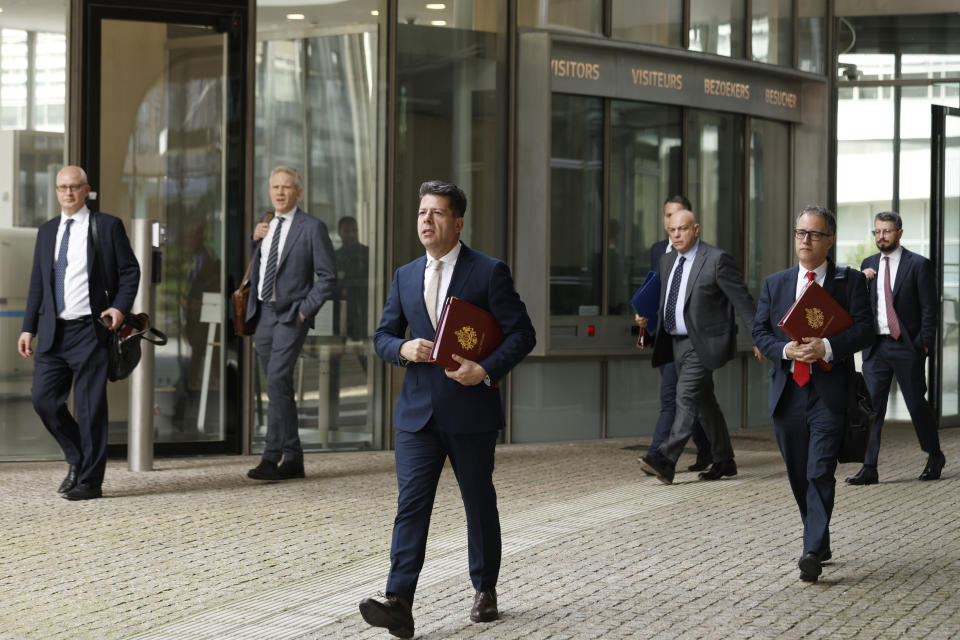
[846,211,944,485]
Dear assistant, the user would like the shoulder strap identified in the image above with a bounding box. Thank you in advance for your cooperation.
[240,211,276,288]
[89,211,112,301]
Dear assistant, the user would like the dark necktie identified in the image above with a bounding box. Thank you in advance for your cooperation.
[663,255,685,335]
[262,217,284,301]
[883,256,901,339]
[792,271,816,387]
[54,218,73,316]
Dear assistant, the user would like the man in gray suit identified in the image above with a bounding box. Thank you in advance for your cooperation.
[245,166,337,480]
[637,210,762,484]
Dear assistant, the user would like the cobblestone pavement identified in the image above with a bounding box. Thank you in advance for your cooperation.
[1,424,958,640]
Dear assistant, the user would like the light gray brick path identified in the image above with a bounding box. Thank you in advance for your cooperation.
[1,425,958,640]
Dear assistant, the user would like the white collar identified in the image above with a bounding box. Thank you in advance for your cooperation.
[426,241,462,268]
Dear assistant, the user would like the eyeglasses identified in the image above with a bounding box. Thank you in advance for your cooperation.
[794,229,833,241]
[56,183,87,193]
[871,229,898,237]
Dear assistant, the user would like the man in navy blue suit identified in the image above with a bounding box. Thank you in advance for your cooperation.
[359,181,535,638]
[18,165,140,501]
[847,212,944,485]
[753,206,873,582]
[643,195,712,472]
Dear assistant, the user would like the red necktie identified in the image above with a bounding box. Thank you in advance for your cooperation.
[884,256,901,340]
[792,271,816,387]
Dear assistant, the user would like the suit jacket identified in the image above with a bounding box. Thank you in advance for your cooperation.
[245,208,337,328]
[649,238,669,274]
[651,241,757,371]
[23,212,140,353]
[861,248,936,359]
[752,262,874,415]
[374,243,536,434]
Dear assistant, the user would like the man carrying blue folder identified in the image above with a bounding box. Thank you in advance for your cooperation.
[360,181,535,638]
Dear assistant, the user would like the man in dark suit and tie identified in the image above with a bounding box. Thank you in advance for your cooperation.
[637,209,760,485]
[17,165,140,500]
[847,211,944,485]
[644,195,712,472]
[359,181,535,639]
[753,206,874,582]
[245,166,337,481]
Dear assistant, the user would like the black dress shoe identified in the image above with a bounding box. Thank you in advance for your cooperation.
[277,459,305,479]
[919,451,946,481]
[246,459,280,480]
[470,588,498,623]
[698,459,737,480]
[62,483,102,501]
[57,465,79,494]
[845,465,878,485]
[639,454,675,484]
[688,451,711,472]
[817,548,832,563]
[798,553,822,582]
[359,594,414,639]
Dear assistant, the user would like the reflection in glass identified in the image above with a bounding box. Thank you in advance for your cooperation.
[550,94,602,317]
[797,0,825,74]
[395,2,508,266]
[256,22,379,453]
[0,14,68,459]
[611,0,681,47]
[512,360,602,442]
[608,101,681,314]
[517,0,602,34]
[100,20,227,445]
[689,0,745,58]
[751,0,791,66]
[748,118,789,297]
[942,114,960,418]
[687,110,745,271]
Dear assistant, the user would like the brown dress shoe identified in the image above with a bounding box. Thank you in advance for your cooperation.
[470,588,498,623]
[359,594,414,639]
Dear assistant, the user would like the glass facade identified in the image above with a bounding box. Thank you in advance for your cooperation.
[1,0,843,459]
[0,5,67,460]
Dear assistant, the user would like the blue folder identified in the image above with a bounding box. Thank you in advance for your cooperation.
[630,270,660,334]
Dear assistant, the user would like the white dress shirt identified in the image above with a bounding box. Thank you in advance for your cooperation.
[258,208,296,302]
[783,261,834,366]
[876,246,903,335]
[424,241,461,321]
[55,207,92,319]
[665,240,699,336]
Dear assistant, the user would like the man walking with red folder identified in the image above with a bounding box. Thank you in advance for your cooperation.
[752,206,873,582]
[360,181,535,638]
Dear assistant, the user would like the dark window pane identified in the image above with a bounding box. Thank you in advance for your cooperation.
[798,0,826,74]
[550,94,603,316]
[518,0,603,34]
[689,0,746,58]
[751,0,792,66]
[611,0,682,48]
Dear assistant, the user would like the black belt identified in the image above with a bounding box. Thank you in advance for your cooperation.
[57,315,92,325]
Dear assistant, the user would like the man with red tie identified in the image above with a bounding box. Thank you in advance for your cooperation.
[752,206,873,582]
[847,212,943,485]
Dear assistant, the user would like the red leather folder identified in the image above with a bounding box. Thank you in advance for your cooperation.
[778,280,853,371]
[429,297,505,371]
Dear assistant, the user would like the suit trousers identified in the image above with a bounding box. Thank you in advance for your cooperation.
[659,336,734,464]
[649,362,712,457]
[862,336,940,466]
[387,420,500,603]
[773,379,843,556]
[32,319,109,487]
[254,303,310,463]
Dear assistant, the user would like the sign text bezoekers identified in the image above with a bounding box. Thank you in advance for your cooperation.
[703,77,750,100]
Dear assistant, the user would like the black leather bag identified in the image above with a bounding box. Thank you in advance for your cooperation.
[89,211,168,381]
[831,266,876,463]
[838,369,874,463]
[100,313,168,382]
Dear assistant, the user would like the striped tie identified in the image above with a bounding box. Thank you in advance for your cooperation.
[54,219,73,315]
[262,217,284,301]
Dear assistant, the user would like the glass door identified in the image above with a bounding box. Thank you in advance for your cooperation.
[930,105,960,427]
[80,3,249,454]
